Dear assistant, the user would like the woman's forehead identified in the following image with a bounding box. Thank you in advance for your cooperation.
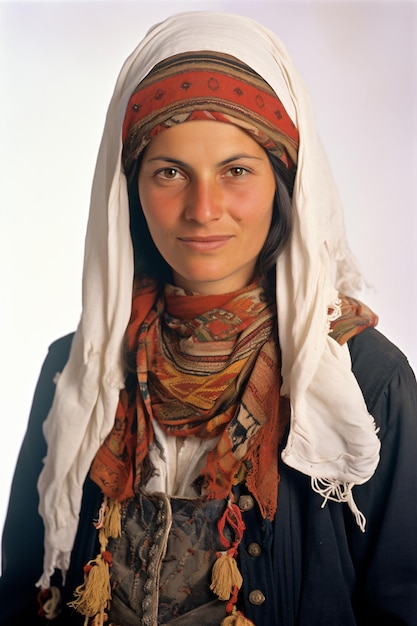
[140,119,272,163]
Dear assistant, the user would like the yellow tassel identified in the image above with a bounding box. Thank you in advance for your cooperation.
[68,552,111,618]
[221,607,256,625]
[68,497,119,623]
[210,552,243,601]
[103,498,121,539]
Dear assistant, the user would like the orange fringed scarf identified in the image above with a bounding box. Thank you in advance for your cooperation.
[90,278,289,520]
[90,283,378,518]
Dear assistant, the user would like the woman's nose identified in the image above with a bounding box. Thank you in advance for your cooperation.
[184,178,223,223]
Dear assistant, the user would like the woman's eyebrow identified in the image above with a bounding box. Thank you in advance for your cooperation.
[218,154,263,166]
[145,156,188,166]
[145,154,263,167]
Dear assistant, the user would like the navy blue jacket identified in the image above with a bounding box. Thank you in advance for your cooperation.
[1,328,417,625]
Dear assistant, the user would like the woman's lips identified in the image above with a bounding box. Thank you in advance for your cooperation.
[177,236,233,251]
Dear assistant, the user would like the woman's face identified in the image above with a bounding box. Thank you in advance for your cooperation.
[138,120,276,294]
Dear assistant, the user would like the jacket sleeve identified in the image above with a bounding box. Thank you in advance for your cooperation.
[237,327,417,626]
[348,328,417,625]
[0,335,74,625]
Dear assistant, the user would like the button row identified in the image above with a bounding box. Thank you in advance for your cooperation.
[237,496,266,607]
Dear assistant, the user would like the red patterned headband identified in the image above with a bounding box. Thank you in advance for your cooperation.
[122,52,299,175]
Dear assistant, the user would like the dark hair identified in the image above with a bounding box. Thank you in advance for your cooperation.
[127,151,295,300]
[128,159,173,284]
[256,153,294,297]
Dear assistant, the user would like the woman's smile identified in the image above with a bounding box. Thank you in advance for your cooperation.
[177,235,234,251]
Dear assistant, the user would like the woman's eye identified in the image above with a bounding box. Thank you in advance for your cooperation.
[158,167,180,179]
[228,166,248,177]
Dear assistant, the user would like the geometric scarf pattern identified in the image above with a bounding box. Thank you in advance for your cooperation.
[122,51,299,176]
[90,279,289,520]
[90,281,377,521]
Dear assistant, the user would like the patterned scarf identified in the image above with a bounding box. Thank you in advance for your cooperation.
[122,51,299,176]
[90,279,289,520]
[329,295,378,345]
[90,281,377,520]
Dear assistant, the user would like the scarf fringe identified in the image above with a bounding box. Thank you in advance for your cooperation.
[311,478,366,532]
[68,497,121,621]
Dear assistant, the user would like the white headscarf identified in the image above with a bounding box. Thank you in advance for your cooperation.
[37,11,380,588]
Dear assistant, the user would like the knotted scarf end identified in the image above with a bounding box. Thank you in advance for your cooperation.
[311,477,366,532]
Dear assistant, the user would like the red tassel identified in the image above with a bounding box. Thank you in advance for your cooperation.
[218,500,245,555]
[211,498,247,618]
[37,586,61,620]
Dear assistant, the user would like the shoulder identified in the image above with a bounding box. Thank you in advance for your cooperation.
[348,327,416,414]
[28,333,76,420]
[45,332,75,366]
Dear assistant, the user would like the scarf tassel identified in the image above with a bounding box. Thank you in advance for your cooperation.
[68,497,121,623]
[221,606,256,625]
[37,586,61,620]
[68,551,112,620]
[210,551,242,601]
[210,500,255,626]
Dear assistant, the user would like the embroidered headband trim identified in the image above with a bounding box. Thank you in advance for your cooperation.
[122,52,299,175]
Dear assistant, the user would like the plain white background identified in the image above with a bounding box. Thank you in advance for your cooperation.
[1,0,416,566]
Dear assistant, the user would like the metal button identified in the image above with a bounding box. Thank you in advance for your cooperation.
[249,589,266,606]
[238,495,254,511]
[247,542,262,558]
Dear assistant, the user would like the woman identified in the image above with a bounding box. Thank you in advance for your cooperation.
[1,11,416,626]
